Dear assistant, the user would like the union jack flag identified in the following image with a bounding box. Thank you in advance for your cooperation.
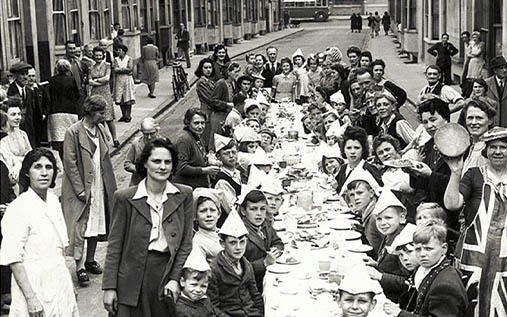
[457,181,507,317]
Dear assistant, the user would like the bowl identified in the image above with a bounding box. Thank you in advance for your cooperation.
[434,123,470,158]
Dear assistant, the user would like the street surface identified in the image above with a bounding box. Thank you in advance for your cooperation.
[4,19,422,316]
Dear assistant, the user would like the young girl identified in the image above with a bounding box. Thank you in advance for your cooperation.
[292,48,311,104]
[192,188,224,263]
[272,57,296,102]
[239,189,284,293]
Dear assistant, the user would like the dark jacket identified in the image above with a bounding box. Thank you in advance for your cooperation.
[261,61,282,88]
[384,80,407,107]
[48,73,81,115]
[176,29,190,50]
[7,82,35,147]
[243,220,284,292]
[427,42,459,68]
[398,260,468,317]
[102,183,194,306]
[30,84,50,145]
[380,272,417,311]
[208,252,264,317]
[175,295,227,317]
[173,128,210,189]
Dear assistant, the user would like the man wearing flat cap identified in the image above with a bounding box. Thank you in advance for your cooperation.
[485,56,507,127]
[6,62,36,147]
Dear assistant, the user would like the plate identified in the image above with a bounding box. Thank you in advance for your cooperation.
[297,223,318,229]
[330,222,353,230]
[348,244,374,253]
[326,195,341,201]
[318,272,330,280]
[276,257,301,265]
[344,230,362,240]
[434,123,471,158]
[267,264,291,274]
[383,158,418,169]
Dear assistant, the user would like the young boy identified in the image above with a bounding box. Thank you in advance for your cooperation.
[383,220,468,317]
[260,176,285,224]
[192,188,224,263]
[244,100,262,121]
[224,94,247,136]
[213,134,242,216]
[207,210,264,317]
[365,189,410,301]
[239,189,283,293]
[175,249,227,317]
[337,264,381,317]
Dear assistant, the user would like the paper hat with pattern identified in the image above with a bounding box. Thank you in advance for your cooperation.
[218,209,249,238]
[373,188,406,216]
[214,133,234,153]
[387,223,417,254]
[183,248,211,272]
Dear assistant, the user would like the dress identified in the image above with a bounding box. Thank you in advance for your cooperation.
[89,61,115,121]
[466,41,487,79]
[141,44,160,85]
[0,188,79,316]
[456,166,506,317]
[114,55,136,104]
[272,72,296,101]
[0,129,32,164]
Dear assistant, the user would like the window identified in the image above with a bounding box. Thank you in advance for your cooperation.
[89,0,101,40]
[431,0,439,39]
[233,0,241,24]
[69,0,80,43]
[194,0,205,25]
[424,0,429,37]
[159,0,167,25]
[409,0,416,29]
[121,0,131,29]
[104,0,111,35]
[401,0,407,29]
[224,0,233,23]
[207,0,218,26]
[52,0,67,46]
[7,0,23,59]
[187,0,192,21]
[140,0,148,31]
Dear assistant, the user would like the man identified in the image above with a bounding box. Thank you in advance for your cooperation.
[110,22,120,40]
[112,29,124,57]
[62,40,88,114]
[460,31,472,98]
[27,68,49,146]
[261,46,281,88]
[427,33,459,85]
[6,62,36,146]
[484,56,507,127]
[417,65,465,113]
[370,59,407,107]
[176,23,191,68]
[404,99,459,232]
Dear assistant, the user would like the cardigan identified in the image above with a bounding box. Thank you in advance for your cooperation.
[173,128,210,189]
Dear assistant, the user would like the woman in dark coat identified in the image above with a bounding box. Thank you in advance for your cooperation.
[103,137,194,316]
[173,108,221,188]
[195,58,217,149]
[210,45,231,82]
[47,59,81,159]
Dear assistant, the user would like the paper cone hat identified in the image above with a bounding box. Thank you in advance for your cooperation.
[338,261,382,295]
[338,168,382,197]
[234,126,260,143]
[320,144,342,160]
[218,209,249,238]
[387,223,417,254]
[373,188,406,216]
[244,98,260,114]
[260,175,284,195]
[255,91,270,106]
[325,120,348,139]
[192,187,224,217]
[235,185,257,206]
[247,165,268,188]
[214,133,233,153]
[330,91,346,104]
[292,48,304,59]
[183,248,211,271]
[249,147,272,166]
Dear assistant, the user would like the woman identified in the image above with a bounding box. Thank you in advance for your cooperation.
[103,137,194,316]
[141,37,160,98]
[89,47,119,147]
[335,126,383,195]
[173,108,220,188]
[313,86,332,111]
[113,44,136,123]
[443,127,507,317]
[306,55,322,90]
[0,97,31,165]
[62,95,117,286]
[48,59,80,159]
[271,57,296,102]
[210,45,231,82]
[0,148,79,316]
[252,54,266,75]
[195,58,216,148]
[466,31,487,80]
[462,98,497,174]
[458,78,498,126]
[350,13,357,32]
[375,90,415,150]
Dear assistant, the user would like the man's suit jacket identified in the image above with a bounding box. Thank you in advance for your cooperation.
[261,61,282,88]
[485,75,507,127]
[6,82,35,147]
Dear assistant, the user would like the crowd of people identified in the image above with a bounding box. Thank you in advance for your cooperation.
[0,24,505,317]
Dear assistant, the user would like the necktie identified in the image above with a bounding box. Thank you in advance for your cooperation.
[21,88,25,101]
[500,80,504,94]
[272,63,276,72]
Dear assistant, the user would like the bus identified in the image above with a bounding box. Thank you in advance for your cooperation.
[282,0,330,22]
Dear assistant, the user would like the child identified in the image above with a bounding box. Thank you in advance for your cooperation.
[224,94,247,136]
[244,99,262,121]
[330,91,351,125]
[239,189,283,293]
[234,126,261,184]
[365,189,410,301]
[244,118,261,133]
[207,210,264,317]
[260,176,285,224]
[259,128,276,153]
[175,249,227,317]
[367,223,419,311]
[383,220,468,317]
[213,134,242,215]
[237,75,253,98]
[337,263,381,317]
[192,188,224,263]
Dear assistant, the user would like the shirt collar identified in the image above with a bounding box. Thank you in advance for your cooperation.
[15,82,24,95]
[132,179,180,200]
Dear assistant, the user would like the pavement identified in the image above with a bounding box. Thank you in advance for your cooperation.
[365,32,463,124]
[111,27,304,154]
